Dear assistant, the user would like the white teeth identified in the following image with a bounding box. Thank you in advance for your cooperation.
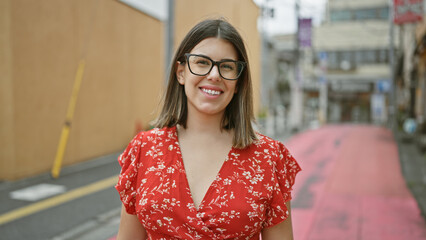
[202,88,221,96]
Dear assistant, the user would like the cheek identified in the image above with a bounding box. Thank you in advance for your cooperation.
[228,82,238,94]
[182,76,203,95]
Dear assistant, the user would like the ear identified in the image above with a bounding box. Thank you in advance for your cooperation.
[176,61,185,85]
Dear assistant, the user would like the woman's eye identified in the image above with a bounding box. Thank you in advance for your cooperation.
[221,63,235,70]
[196,59,210,65]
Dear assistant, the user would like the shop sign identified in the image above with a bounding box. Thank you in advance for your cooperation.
[331,82,371,92]
[394,0,423,24]
[298,18,312,48]
[371,93,387,124]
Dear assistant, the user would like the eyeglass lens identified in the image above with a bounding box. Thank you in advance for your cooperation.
[187,55,243,80]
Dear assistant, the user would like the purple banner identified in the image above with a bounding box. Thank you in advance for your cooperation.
[298,18,312,48]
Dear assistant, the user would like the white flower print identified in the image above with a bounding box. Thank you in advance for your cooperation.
[242,171,252,179]
[223,178,232,185]
[163,217,173,224]
[157,219,163,227]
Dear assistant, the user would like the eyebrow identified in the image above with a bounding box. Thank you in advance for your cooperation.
[193,53,237,62]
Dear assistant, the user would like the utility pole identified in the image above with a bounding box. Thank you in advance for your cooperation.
[294,0,300,88]
[260,2,267,110]
[389,0,396,131]
[165,0,174,83]
[289,0,303,131]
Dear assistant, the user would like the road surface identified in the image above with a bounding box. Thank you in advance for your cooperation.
[288,124,426,240]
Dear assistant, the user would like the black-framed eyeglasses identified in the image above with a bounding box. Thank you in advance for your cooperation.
[184,53,246,80]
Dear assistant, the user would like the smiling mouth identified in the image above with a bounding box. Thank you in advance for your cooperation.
[200,88,222,96]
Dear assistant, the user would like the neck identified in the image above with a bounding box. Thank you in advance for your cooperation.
[185,109,224,135]
[177,108,233,146]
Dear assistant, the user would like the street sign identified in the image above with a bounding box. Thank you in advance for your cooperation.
[318,52,327,83]
[376,79,391,93]
[394,0,423,24]
[298,18,312,48]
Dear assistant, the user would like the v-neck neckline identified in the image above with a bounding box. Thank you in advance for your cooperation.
[173,125,234,212]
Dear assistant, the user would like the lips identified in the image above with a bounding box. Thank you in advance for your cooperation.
[199,86,223,96]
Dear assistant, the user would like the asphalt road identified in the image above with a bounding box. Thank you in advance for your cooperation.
[0,153,122,240]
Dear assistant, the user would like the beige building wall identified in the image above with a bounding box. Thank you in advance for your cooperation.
[174,0,261,115]
[0,0,14,180]
[1,0,164,180]
[1,0,260,180]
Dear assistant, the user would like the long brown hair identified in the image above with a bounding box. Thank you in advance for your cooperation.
[153,18,257,148]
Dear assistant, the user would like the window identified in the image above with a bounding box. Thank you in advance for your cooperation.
[378,7,389,20]
[340,51,353,62]
[339,51,354,69]
[330,10,353,22]
[364,50,377,63]
[355,51,363,65]
[378,49,388,63]
[330,7,389,22]
[355,9,377,20]
[327,51,339,69]
[320,49,389,70]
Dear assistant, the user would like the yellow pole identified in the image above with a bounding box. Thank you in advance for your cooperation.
[51,60,86,178]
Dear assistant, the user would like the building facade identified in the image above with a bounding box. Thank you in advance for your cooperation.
[314,0,399,124]
[401,3,426,142]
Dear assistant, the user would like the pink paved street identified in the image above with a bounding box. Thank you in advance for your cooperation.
[288,125,426,240]
[109,125,426,240]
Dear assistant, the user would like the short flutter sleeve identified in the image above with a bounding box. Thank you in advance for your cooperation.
[264,141,301,228]
[115,132,144,215]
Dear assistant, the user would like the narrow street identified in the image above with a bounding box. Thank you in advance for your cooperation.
[288,125,426,240]
[1,125,426,239]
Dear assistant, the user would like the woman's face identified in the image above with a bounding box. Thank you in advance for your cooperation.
[176,37,239,117]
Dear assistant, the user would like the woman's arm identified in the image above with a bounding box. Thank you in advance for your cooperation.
[261,202,294,240]
[116,204,147,240]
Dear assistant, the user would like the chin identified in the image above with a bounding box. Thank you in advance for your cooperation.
[197,106,226,116]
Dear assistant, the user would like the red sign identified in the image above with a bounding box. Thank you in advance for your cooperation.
[394,0,423,24]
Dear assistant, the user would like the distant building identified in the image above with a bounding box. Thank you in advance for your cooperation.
[314,0,399,123]
[270,0,398,130]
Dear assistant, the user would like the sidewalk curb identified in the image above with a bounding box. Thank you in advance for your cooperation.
[0,152,121,192]
[394,130,426,219]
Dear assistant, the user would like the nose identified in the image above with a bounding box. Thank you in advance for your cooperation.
[207,65,221,81]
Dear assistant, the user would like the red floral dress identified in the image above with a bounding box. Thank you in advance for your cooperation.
[115,126,301,240]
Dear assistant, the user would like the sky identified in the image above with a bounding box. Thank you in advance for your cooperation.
[119,0,327,36]
[254,0,327,36]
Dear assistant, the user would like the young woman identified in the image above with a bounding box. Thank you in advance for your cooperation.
[115,19,301,240]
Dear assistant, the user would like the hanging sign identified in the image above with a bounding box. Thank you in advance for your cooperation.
[394,0,423,24]
[298,18,312,48]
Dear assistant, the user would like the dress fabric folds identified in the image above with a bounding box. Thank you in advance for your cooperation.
[116,126,301,240]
